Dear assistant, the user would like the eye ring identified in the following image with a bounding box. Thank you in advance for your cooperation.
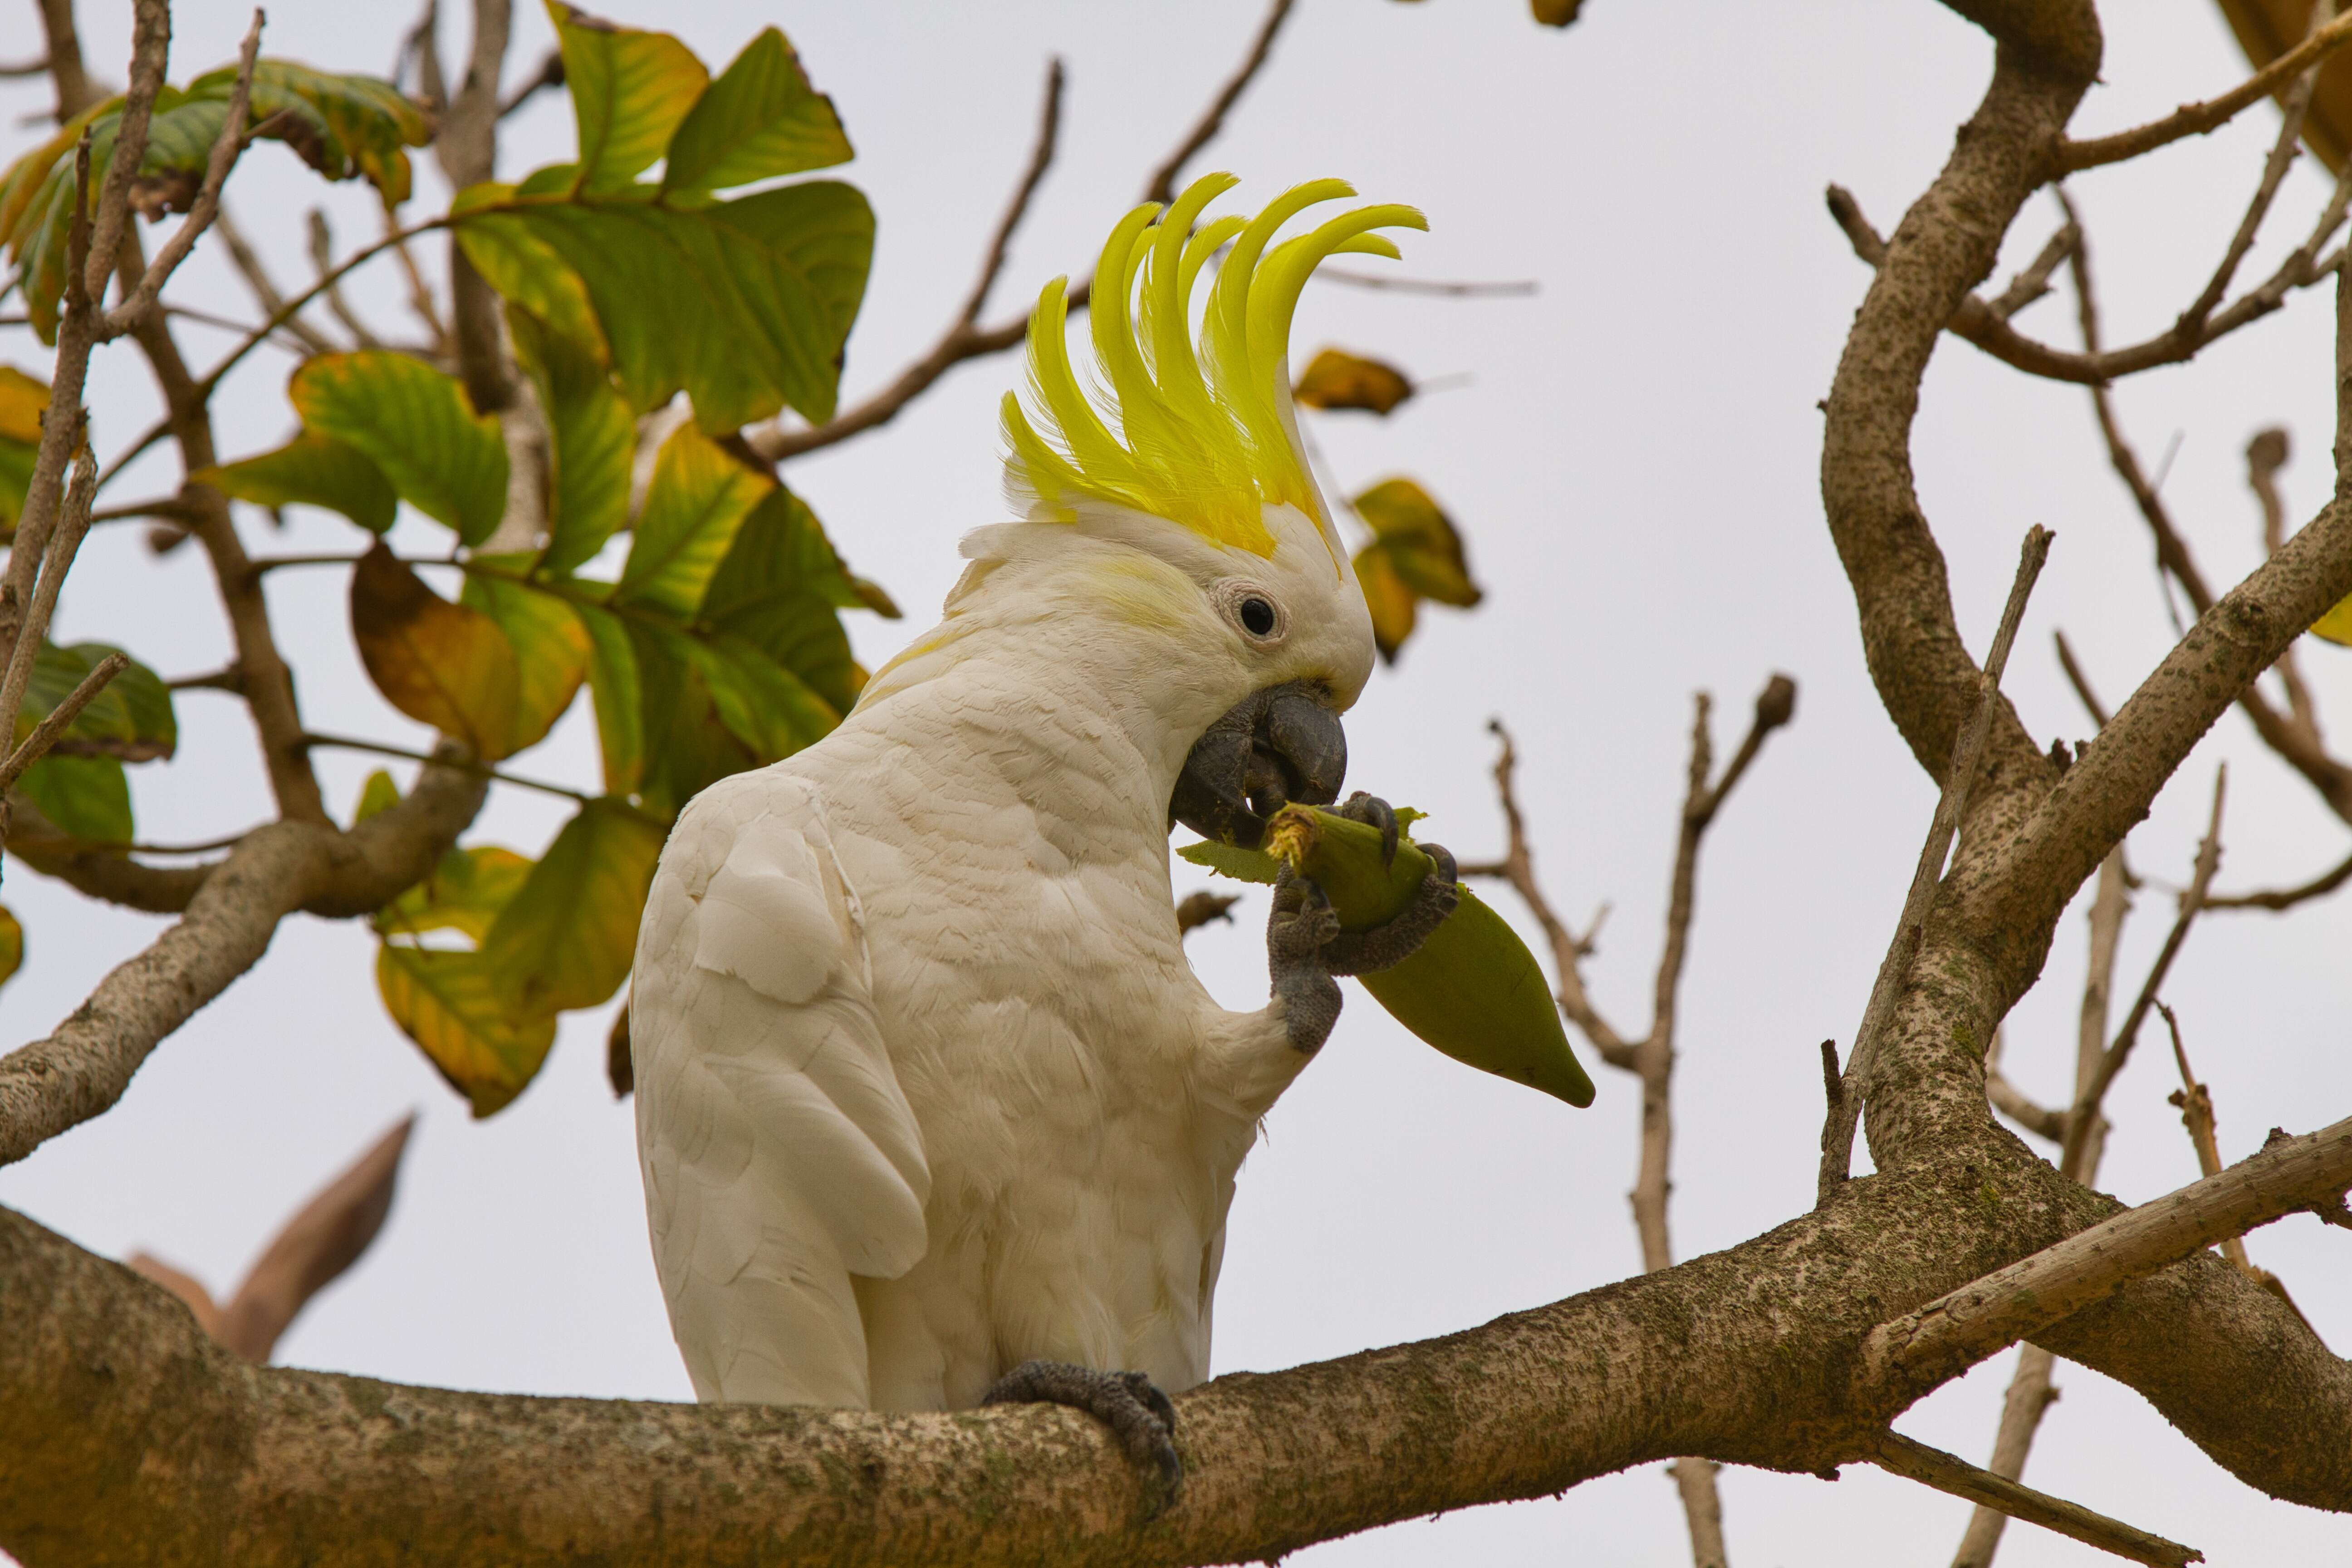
[1214,580,1289,645]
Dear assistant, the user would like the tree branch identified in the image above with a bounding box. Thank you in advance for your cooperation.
[210,207,342,357]
[1139,0,1296,205]
[1819,527,2051,1196]
[2057,7,2352,172]
[1877,1433,2200,1567]
[0,755,487,1167]
[0,648,123,793]
[1862,1112,2352,1401]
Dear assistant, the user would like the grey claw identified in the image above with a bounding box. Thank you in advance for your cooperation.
[1336,790,1399,866]
[982,1360,1183,1508]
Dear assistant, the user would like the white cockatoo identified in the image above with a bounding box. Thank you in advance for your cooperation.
[629,174,1455,1484]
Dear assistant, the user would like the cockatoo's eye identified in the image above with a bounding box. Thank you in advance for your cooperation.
[1215,580,1288,645]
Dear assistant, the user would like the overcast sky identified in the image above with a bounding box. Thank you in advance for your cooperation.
[5,2,2351,1563]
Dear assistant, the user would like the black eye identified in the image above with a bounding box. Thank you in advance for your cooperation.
[1239,596,1276,636]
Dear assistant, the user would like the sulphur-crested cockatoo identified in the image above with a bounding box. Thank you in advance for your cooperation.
[630,174,1455,1485]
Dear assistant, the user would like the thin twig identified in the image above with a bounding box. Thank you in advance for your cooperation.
[1876,1434,2200,1567]
[0,650,125,793]
[497,48,563,118]
[2207,844,2352,910]
[1820,526,2052,1197]
[750,0,1299,466]
[2058,8,2352,172]
[1140,0,1296,204]
[212,208,342,356]
[297,731,593,805]
[103,12,265,338]
[0,448,102,808]
[1984,221,2078,323]
[2053,630,2111,729]
[307,208,387,350]
[2059,767,2226,1178]
[1313,269,1538,297]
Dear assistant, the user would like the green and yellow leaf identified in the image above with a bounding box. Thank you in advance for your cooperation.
[375,944,557,1117]
[616,422,772,618]
[508,308,633,573]
[480,796,667,1014]
[0,905,21,993]
[292,353,510,545]
[1351,478,1482,607]
[461,557,593,754]
[1353,541,1418,664]
[375,843,536,943]
[348,544,523,757]
[661,26,853,198]
[574,600,646,797]
[549,1,709,194]
[0,365,48,532]
[352,767,402,826]
[195,431,397,534]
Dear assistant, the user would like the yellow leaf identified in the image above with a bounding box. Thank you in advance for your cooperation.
[348,544,522,758]
[0,905,22,992]
[2312,590,2352,647]
[1529,0,1584,25]
[1294,348,1415,415]
[1351,477,1484,607]
[1353,542,1418,663]
[0,365,48,445]
[375,945,556,1118]
[2213,0,2352,172]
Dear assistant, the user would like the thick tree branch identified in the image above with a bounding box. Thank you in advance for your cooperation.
[1863,1112,2352,1401]
[0,756,487,1167]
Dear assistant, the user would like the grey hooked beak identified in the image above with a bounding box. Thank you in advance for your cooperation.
[1169,680,1347,848]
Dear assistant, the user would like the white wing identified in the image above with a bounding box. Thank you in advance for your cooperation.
[631,771,929,1408]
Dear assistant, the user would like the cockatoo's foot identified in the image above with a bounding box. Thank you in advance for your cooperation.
[981,1360,1182,1502]
[1267,793,1460,1050]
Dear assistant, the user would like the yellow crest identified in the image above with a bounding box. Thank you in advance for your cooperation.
[1002,175,1425,557]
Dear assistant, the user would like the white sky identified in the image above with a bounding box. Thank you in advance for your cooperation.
[4,2,2350,1563]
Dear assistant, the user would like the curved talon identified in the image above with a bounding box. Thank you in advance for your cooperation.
[982,1359,1184,1506]
[1268,866,1344,1052]
[1335,789,1400,866]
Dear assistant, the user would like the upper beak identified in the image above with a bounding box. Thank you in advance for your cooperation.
[1168,680,1347,848]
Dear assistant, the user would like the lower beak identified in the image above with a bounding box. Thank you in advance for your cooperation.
[1169,681,1347,848]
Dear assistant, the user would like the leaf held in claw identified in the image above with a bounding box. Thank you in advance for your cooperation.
[1181,804,1595,1107]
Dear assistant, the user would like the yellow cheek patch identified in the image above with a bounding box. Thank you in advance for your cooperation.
[1002,175,1424,559]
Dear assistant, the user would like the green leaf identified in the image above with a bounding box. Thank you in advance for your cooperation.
[17,753,132,843]
[508,308,632,573]
[480,796,667,1013]
[375,843,536,942]
[461,558,592,754]
[292,353,510,545]
[0,905,21,993]
[661,27,852,198]
[0,63,426,341]
[16,641,176,762]
[349,544,523,758]
[617,423,771,617]
[457,179,874,429]
[186,59,432,204]
[452,187,608,354]
[700,485,864,712]
[549,1,709,194]
[1177,836,1281,886]
[575,599,645,796]
[627,622,753,818]
[680,629,838,763]
[376,944,556,1117]
[195,431,397,534]
[352,767,401,825]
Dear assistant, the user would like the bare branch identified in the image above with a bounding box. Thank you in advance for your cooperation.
[2052,629,2110,729]
[102,11,265,338]
[79,0,172,311]
[1983,220,2077,323]
[1877,1433,2200,1568]
[306,209,387,350]
[0,756,485,1166]
[0,450,102,810]
[1312,269,1539,298]
[299,730,594,806]
[2058,8,2352,172]
[2058,769,2225,1175]
[212,208,342,356]
[1862,1112,2352,1401]
[497,48,562,118]
[216,1116,414,1362]
[1948,1348,2064,1568]
[1820,526,2052,1197]
[2207,843,2352,910]
[1140,0,1296,205]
